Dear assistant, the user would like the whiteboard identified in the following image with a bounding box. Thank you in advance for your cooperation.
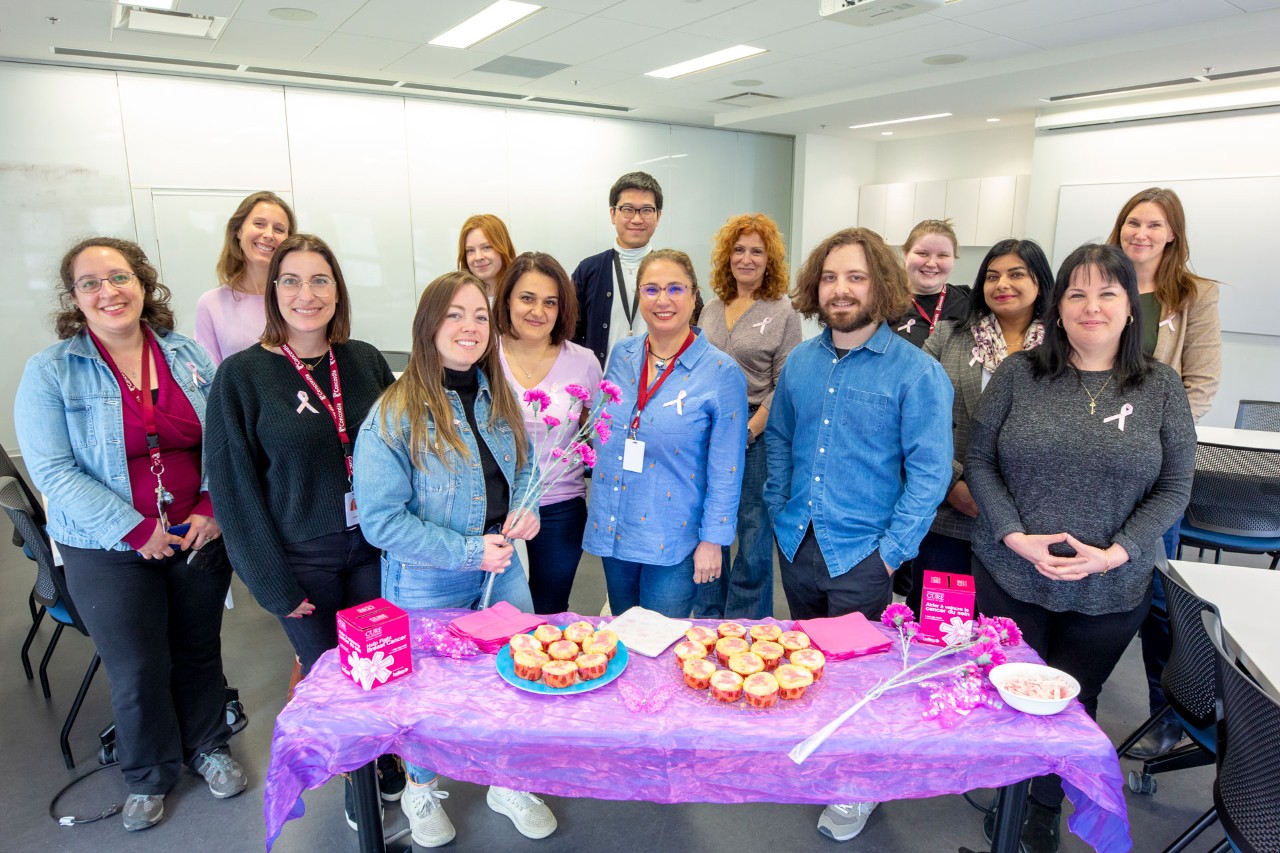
[1053,178,1280,336]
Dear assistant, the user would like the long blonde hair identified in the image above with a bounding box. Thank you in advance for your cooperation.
[379,271,528,473]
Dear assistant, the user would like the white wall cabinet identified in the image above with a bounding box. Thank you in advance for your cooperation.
[858,174,1030,247]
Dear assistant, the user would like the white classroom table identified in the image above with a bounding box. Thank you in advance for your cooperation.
[1195,425,1280,452]
[1167,559,1280,699]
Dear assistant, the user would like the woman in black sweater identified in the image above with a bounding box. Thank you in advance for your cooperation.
[965,243,1195,853]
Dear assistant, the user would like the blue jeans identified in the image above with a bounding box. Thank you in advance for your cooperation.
[601,552,696,619]
[695,436,774,620]
[525,497,586,615]
[1140,519,1183,713]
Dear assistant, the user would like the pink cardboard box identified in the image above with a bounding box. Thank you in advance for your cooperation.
[919,571,976,646]
[337,598,412,690]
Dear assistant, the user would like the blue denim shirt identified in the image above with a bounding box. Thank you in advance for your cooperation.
[353,369,538,602]
[583,331,748,565]
[763,323,953,574]
[14,328,216,551]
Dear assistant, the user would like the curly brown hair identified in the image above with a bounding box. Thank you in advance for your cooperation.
[709,213,789,302]
[55,238,175,340]
[792,228,911,326]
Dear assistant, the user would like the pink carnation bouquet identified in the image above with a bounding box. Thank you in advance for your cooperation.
[788,606,1021,764]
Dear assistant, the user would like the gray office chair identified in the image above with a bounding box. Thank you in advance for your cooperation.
[381,350,411,373]
[1178,442,1280,570]
[1234,399,1280,432]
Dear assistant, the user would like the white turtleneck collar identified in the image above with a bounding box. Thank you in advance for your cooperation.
[615,243,650,269]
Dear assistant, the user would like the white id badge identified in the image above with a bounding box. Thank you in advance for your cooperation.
[344,491,359,526]
[623,438,645,472]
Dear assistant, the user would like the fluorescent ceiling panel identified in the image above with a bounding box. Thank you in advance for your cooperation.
[849,112,952,129]
[430,1,542,49]
[645,45,767,79]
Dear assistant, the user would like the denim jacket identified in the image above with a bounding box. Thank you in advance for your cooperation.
[764,323,953,574]
[14,328,216,551]
[353,369,538,601]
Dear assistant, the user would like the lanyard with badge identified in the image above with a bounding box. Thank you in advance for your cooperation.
[910,285,948,335]
[612,252,642,334]
[282,344,359,526]
[623,331,695,472]
[119,331,175,528]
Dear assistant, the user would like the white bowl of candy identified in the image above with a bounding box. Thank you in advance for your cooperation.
[989,663,1080,716]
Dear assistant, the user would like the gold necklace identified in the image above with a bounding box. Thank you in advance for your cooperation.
[1076,369,1112,416]
[506,343,553,381]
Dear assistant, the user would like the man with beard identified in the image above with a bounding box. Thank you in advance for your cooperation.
[763,227,953,843]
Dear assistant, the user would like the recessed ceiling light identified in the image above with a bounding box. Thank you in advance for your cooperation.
[986,117,1000,122]
[732,79,764,87]
[881,131,893,136]
[645,45,767,79]
[269,7,318,22]
[430,1,541,49]
[849,112,952,130]
[923,54,967,66]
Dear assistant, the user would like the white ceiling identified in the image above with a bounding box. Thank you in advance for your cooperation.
[4,0,1280,141]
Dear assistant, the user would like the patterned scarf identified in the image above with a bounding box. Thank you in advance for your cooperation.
[968,314,1045,373]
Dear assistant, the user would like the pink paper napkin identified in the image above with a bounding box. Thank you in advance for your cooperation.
[795,612,892,660]
[447,602,545,654]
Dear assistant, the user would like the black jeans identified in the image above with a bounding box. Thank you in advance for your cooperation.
[279,528,382,675]
[61,539,234,794]
[973,555,1151,809]
[779,526,892,621]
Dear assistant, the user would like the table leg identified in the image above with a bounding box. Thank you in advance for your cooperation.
[990,779,1030,853]
[351,762,386,853]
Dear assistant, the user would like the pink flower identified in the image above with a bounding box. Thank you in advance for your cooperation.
[600,411,613,421]
[522,388,551,412]
[978,614,1023,647]
[599,379,623,404]
[968,638,1006,671]
[550,448,564,459]
[565,384,590,402]
[881,602,916,629]
[571,441,597,468]
[594,419,612,444]
[542,415,562,429]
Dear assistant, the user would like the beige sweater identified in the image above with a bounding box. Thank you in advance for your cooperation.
[1153,279,1221,422]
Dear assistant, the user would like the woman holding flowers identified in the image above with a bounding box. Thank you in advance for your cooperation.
[695,213,802,620]
[353,270,558,847]
[584,249,748,619]
[964,243,1195,853]
[495,252,603,614]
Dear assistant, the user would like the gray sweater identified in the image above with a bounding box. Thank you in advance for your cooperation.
[965,353,1195,615]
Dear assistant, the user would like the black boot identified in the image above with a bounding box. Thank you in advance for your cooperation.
[1021,803,1061,853]
[1124,714,1185,759]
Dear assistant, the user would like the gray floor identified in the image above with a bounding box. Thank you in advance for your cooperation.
[4,498,1253,852]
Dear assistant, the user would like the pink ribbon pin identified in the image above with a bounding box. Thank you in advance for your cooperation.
[752,316,773,335]
[969,347,981,367]
[1159,316,1176,333]
[1104,403,1134,431]
[296,390,319,414]
[898,318,916,334]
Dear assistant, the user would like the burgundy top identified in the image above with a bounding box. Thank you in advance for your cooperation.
[90,328,212,549]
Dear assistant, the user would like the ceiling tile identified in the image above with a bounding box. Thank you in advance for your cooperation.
[510,15,665,65]
[537,0,622,12]
[230,0,369,30]
[337,0,492,42]
[109,28,218,54]
[954,0,1152,35]
[214,19,326,60]
[584,30,747,75]
[382,42,503,79]
[755,16,935,56]
[519,64,631,94]
[305,31,419,70]
[463,7,586,54]
[3,0,113,45]
[681,0,823,42]
[1008,0,1243,50]
[599,0,753,29]
[813,18,998,67]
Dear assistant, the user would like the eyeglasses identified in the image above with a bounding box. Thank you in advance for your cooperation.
[639,283,688,300]
[276,275,335,293]
[72,273,136,294]
[613,204,659,220]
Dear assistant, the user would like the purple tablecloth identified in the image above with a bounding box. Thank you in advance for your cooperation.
[264,610,1131,851]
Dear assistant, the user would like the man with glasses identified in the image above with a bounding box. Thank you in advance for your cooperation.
[571,171,701,368]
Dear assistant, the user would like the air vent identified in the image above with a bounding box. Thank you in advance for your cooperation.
[713,91,782,108]
[52,47,240,71]
[473,57,569,79]
[1048,64,1280,102]
[242,67,398,86]
[399,82,527,100]
[526,96,631,112]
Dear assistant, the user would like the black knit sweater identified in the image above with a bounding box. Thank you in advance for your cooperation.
[204,341,394,615]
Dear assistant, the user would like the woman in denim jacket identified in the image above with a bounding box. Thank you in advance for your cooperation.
[14,238,243,831]
[353,270,557,848]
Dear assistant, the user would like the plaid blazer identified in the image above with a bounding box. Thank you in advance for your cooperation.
[922,320,986,541]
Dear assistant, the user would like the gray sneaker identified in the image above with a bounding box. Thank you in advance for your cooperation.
[818,801,879,841]
[193,750,247,799]
[123,793,164,831]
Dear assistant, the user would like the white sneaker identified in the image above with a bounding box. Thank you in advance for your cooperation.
[817,801,879,841]
[486,785,558,839]
[401,780,455,848]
